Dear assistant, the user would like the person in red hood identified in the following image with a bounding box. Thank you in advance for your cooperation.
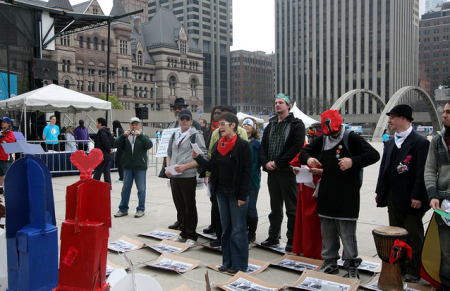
[0,116,16,194]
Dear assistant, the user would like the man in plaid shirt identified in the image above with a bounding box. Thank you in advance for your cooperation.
[259,93,305,252]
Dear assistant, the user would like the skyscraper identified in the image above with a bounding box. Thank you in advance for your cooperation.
[148,0,233,112]
[275,0,420,115]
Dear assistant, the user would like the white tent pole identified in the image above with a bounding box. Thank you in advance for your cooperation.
[24,104,27,141]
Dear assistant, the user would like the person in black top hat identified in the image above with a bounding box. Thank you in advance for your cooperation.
[167,98,201,230]
[375,104,430,283]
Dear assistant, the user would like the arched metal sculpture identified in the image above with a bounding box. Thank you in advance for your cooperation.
[331,89,386,112]
[372,86,441,142]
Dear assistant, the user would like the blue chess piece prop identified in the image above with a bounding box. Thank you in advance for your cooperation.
[4,155,58,290]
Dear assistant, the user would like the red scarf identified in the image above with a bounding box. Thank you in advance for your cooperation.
[217,134,237,156]
[211,121,219,132]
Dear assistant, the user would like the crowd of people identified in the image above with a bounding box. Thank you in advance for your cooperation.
[0,93,448,290]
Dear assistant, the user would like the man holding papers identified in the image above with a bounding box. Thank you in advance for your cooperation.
[165,110,207,247]
[424,100,450,290]
[299,109,379,279]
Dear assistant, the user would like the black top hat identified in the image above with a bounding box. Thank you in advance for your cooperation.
[173,98,188,107]
[386,104,414,121]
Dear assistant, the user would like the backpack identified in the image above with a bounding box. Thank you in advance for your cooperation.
[320,129,364,188]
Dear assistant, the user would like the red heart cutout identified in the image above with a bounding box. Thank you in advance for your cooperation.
[70,149,103,180]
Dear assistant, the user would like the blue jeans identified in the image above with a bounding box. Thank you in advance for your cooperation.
[247,188,259,218]
[216,186,249,271]
[119,169,147,212]
[319,217,358,262]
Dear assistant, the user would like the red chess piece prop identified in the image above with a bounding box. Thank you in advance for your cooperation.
[54,149,111,291]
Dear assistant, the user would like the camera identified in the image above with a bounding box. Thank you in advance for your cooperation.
[129,130,135,135]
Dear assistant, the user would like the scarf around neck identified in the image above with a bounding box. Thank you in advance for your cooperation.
[217,134,237,156]
[211,121,219,132]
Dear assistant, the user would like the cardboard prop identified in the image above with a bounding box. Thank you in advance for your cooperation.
[145,254,200,273]
[199,242,222,252]
[139,228,181,240]
[337,255,382,273]
[107,236,145,252]
[146,239,189,255]
[207,258,270,276]
[361,274,433,291]
[169,285,193,291]
[5,154,58,291]
[54,149,111,291]
[214,272,284,291]
[270,255,322,272]
[196,230,218,241]
[254,241,287,253]
[106,260,129,276]
[288,270,360,291]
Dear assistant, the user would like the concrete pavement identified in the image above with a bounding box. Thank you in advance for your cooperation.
[9,142,435,290]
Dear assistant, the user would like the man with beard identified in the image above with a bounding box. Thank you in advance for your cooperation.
[376,104,430,283]
[260,93,305,253]
[424,100,450,291]
[300,109,379,279]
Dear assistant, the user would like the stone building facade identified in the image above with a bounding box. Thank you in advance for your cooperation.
[43,0,203,111]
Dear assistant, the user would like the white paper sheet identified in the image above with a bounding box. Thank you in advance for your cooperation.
[165,165,181,176]
[190,142,204,154]
[292,166,313,183]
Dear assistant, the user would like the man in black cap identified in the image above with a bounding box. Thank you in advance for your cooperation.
[375,104,430,283]
[167,98,201,230]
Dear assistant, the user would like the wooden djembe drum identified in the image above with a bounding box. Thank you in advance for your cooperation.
[372,226,409,291]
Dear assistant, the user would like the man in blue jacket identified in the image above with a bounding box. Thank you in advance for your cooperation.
[113,117,153,218]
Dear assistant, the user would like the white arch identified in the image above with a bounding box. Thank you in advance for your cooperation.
[331,89,386,112]
[372,86,441,141]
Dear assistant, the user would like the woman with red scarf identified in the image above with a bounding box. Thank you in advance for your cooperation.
[290,128,323,260]
[192,113,252,274]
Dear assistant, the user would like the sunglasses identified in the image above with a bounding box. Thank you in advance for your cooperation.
[173,106,186,111]
[180,116,191,121]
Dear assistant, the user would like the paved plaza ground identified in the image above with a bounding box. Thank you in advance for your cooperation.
[3,141,435,290]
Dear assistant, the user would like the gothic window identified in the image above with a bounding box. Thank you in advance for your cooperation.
[144,87,147,98]
[64,80,70,88]
[62,60,66,72]
[169,76,176,96]
[139,86,142,97]
[101,40,105,51]
[190,79,197,97]
[180,40,187,54]
[94,37,98,50]
[137,51,143,66]
[134,86,138,97]
[123,84,128,96]
[87,37,91,49]
[67,60,71,72]
[79,36,83,48]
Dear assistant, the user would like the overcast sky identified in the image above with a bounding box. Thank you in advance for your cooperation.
[73,0,427,55]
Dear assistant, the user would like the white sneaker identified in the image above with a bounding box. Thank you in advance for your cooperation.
[186,239,197,248]
[172,236,187,243]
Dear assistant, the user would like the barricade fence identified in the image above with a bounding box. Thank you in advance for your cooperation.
[21,138,163,176]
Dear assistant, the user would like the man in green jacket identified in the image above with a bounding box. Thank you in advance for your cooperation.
[113,117,153,218]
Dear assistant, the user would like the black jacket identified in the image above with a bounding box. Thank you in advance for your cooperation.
[194,135,252,201]
[260,113,305,171]
[376,130,430,214]
[94,126,113,161]
[299,132,380,219]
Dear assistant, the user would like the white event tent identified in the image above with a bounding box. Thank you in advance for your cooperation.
[290,102,319,128]
[0,84,112,139]
[236,112,264,124]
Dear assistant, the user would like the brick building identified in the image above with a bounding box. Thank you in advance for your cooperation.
[419,2,450,98]
[230,50,274,114]
[44,0,203,111]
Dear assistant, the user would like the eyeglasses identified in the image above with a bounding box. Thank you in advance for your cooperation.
[180,116,191,121]
[218,122,231,127]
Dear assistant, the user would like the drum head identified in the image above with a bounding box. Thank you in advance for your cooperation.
[373,226,408,236]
